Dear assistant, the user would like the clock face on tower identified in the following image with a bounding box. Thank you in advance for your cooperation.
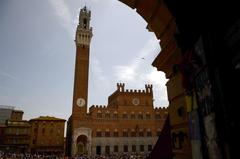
[132,98,140,106]
[76,98,85,107]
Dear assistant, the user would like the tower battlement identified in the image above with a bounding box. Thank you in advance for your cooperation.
[89,105,108,113]
[90,105,107,108]
[116,83,153,95]
[117,83,125,92]
[80,6,91,17]
[154,107,168,110]
[76,6,93,47]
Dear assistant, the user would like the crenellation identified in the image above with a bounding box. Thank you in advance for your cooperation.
[154,107,169,112]
[89,105,108,110]
[115,83,155,95]
[145,84,153,93]
[117,83,125,92]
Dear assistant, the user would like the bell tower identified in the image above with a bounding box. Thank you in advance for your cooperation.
[72,6,93,117]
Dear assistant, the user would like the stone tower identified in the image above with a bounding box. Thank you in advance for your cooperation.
[72,6,92,119]
[69,7,93,156]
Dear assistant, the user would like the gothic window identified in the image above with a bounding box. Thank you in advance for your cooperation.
[131,113,135,119]
[146,113,151,119]
[96,131,102,137]
[139,131,144,137]
[123,130,128,137]
[123,113,128,119]
[147,131,152,137]
[105,112,110,119]
[113,131,119,137]
[138,113,143,119]
[105,131,110,137]
[131,131,136,137]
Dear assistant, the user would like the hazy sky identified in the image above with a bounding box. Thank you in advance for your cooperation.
[0,0,168,121]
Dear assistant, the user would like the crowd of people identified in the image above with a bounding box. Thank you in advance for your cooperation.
[73,153,149,159]
[0,152,149,159]
[0,152,63,159]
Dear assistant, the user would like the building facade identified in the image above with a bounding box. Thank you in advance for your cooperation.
[0,106,31,153]
[29,116,65,156]
[66,7,168,157]
[3,120,31,153]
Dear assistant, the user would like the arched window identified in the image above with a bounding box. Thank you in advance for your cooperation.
[83,18,87,29]
[97,111,102,118]
[96,130,102,137]
[131,112,135,119]
[113,129,119,137]
[123,129,128,137]
[123,112,128,119]
[138,112,143,119]
[105,111,110,119]
[146,112,151,119]
[113,111,118,119]
[105,129,110,137]
[147,129,152,137]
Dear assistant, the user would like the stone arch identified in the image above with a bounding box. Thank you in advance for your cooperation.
[118,0,176,43]
[76,135,88,155]
[77,135,88,146]
[116,2,188,157]
[73,127,92,156]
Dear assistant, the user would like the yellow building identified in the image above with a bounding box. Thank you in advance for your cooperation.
[29,116,65,156]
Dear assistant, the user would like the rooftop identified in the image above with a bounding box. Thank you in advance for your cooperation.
[30,116,66,121]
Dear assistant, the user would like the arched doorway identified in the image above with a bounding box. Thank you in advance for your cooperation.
[76,135,88,155]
